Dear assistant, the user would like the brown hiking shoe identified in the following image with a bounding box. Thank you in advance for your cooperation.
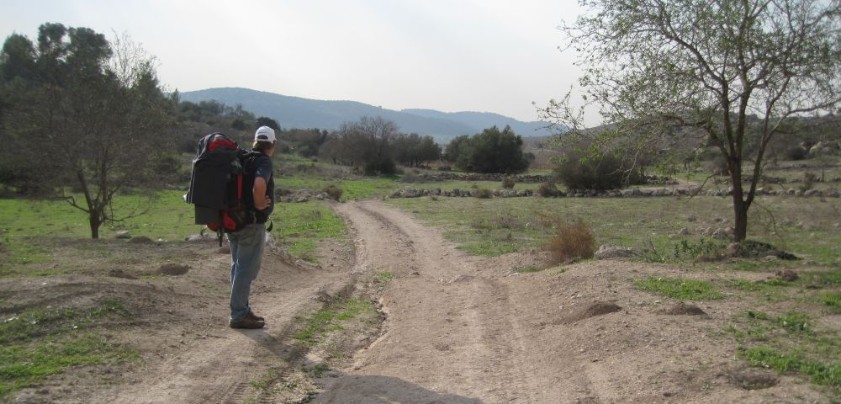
[245,311,265,323]
[229,317,264,329]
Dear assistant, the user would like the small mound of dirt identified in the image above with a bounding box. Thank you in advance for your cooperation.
[660,303,707,316]
[159,263,190,276]
[560,302,622,324]
[729,240,798,260]
[729,367,779,390]
[129,236,154,244]
[774,270,799,282]
[217,245,231,254]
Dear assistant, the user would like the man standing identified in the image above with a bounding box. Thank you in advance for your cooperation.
[228,126,276,329]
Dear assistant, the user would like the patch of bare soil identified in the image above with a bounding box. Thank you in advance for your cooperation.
[2,200,836,403]
[659,303,709,316]
[315,200,831,403]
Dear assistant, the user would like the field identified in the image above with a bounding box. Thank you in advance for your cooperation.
[0,155,840,402]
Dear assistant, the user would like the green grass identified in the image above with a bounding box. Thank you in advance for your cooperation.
[275,202,345,262]
[743,347,841,388]
[634,277,724,300]
[730,309,841,391]
[0,300,138,398]
[374,272,395,284]
[0,191,198,242]
[725,278,790,292]
[0,300,132,344]
[387,196,698,257]
[0,333,138,397]
[278,176,400,201]
[513,265,545,273]
[820,292,841,313]
[386,195,841,266]
[292,298,377,349]
[250,368,279,390]
[0,189,350,270]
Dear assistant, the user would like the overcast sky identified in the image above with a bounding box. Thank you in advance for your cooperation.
[0,0,597,125]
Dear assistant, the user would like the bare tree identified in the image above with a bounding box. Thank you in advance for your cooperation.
[543,0,841,241]
[326,116,399,175]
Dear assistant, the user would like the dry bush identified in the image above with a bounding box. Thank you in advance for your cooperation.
[544,218,596,265]
[537,181,562,197]
[322,184,343,201]
[473,188,492,199]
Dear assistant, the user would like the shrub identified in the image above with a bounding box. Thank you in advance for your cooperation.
[537,181,562,197]
[363,157,397,176]
[786,146,809,161]
[800,172,817,192]
[322,184,343,201]
[555,152,625,191]
[473,188,492,199]
[544,218,596,265]
[501,176,516,189]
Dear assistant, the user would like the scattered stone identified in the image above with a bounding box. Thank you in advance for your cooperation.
[711,227,733,240]
[185,233,214,242]
[729,240,798,260]
[660,303,707,316]
[115,230,131,239]
[595,245,637,260]
[159,263,190,276]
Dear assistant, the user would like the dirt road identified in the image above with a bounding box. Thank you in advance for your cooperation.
[29,200,827,403]
[317,200,825,403]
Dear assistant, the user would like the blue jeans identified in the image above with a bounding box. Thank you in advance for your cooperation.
[227,223,265,321]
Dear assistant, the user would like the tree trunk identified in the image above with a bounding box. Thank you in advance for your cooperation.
[732,194,748,242]
[729,158,749,242]
[89,209,101,239]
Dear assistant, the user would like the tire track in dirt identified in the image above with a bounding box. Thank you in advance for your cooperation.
[105,254,350,404]
[323,200,544,403]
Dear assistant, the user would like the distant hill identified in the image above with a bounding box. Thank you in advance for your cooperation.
[178,87,556,143]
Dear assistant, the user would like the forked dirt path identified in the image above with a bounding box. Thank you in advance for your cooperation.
[318,200,826,403]
[90,199,828,403]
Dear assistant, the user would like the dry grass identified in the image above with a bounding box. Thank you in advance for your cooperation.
[543,217,596,265]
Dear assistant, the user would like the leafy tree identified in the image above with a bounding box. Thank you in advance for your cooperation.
[555,149,626,191]
[445,126,530,173]
[469,126,530,173]
[544,0,841,241]
[0,24,175,238]
[256,116,280,131]
[443,135,472,169]
[393,133,441,167]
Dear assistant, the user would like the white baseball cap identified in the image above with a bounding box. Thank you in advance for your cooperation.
[254,126,276,143]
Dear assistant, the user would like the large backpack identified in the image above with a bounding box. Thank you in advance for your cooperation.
[186,132,261,244]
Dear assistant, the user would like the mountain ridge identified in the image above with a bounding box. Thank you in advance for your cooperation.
[178,87,555,143]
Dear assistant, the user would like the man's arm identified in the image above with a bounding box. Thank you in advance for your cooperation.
[253,177,271,211]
